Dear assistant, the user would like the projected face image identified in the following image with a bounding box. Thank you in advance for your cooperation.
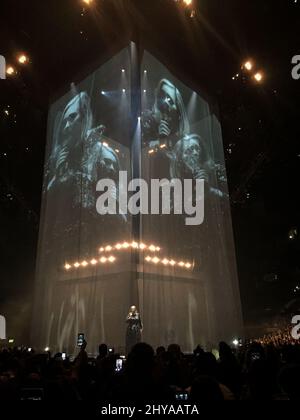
[171,134,211,181]
[99,147,119,180]
[142,78,190,149]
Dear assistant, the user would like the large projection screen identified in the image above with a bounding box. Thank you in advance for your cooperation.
[32,45,243,355]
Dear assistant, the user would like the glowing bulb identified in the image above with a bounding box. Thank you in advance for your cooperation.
[108,256,116,262]
[64,263,71,270]
[122,89,126,93]
[103,142,109,148]
[131,241,138,248]
[185,263,192,269]
[145,256,151,262]
[170,260,176,266]
[122,242,130,249]
[232,339,239,347]
[244,61,253,71]
[149,245,156,252]
[100,257,107,263]
[81,261,88,267]
[90,259,97,265]
[160,144,166,149]
[183,0,192,5]
[148,149,154,155]
[178,261,185,267]
[6,66,15,75]
[115,243,122,250]
[105,245,112,251]
[74,262,80,268]
[156,247,160,252]
[18,54,28,64]
[143,89,147,93]
[115,149,120,154]
[139,243,146,250]
[99,247,104,252]
[254,72,263,82]
[152,257,160,264]
[82,0,93,4]
[122,69,125,73]
[162,259,169,265]
[44,347,50,352]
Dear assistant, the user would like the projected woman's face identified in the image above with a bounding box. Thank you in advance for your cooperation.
[99,147,118,178]
[61,101,83,145]
[182,138,202,168]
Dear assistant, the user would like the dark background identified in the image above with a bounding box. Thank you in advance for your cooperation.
[0,0,299,343]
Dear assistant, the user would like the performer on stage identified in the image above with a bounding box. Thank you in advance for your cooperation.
[125,306,143,355]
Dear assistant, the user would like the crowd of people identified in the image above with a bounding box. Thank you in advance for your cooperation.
[0,338,300,401]
[257,325,299,347]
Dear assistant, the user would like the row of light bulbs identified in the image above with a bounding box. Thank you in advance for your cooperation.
[99,242,161,253]
[145,255,192,269]
[65,256,116,270]
[148,143,167,155]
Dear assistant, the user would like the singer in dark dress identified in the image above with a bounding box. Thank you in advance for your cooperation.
[126,306,143,355]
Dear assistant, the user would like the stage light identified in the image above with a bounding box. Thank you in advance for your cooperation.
[108,256,116,262]
[100,257,107,263]
[90,259,97,265]
[18,54,28,64]
[81,261,88,267]
[74,262,80,268]
[6,66,15,76]
[243,61,253,71]
[232,339,239,347]
[254,72,263,82]
[105,245,112,251]
[64,263,71,270]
